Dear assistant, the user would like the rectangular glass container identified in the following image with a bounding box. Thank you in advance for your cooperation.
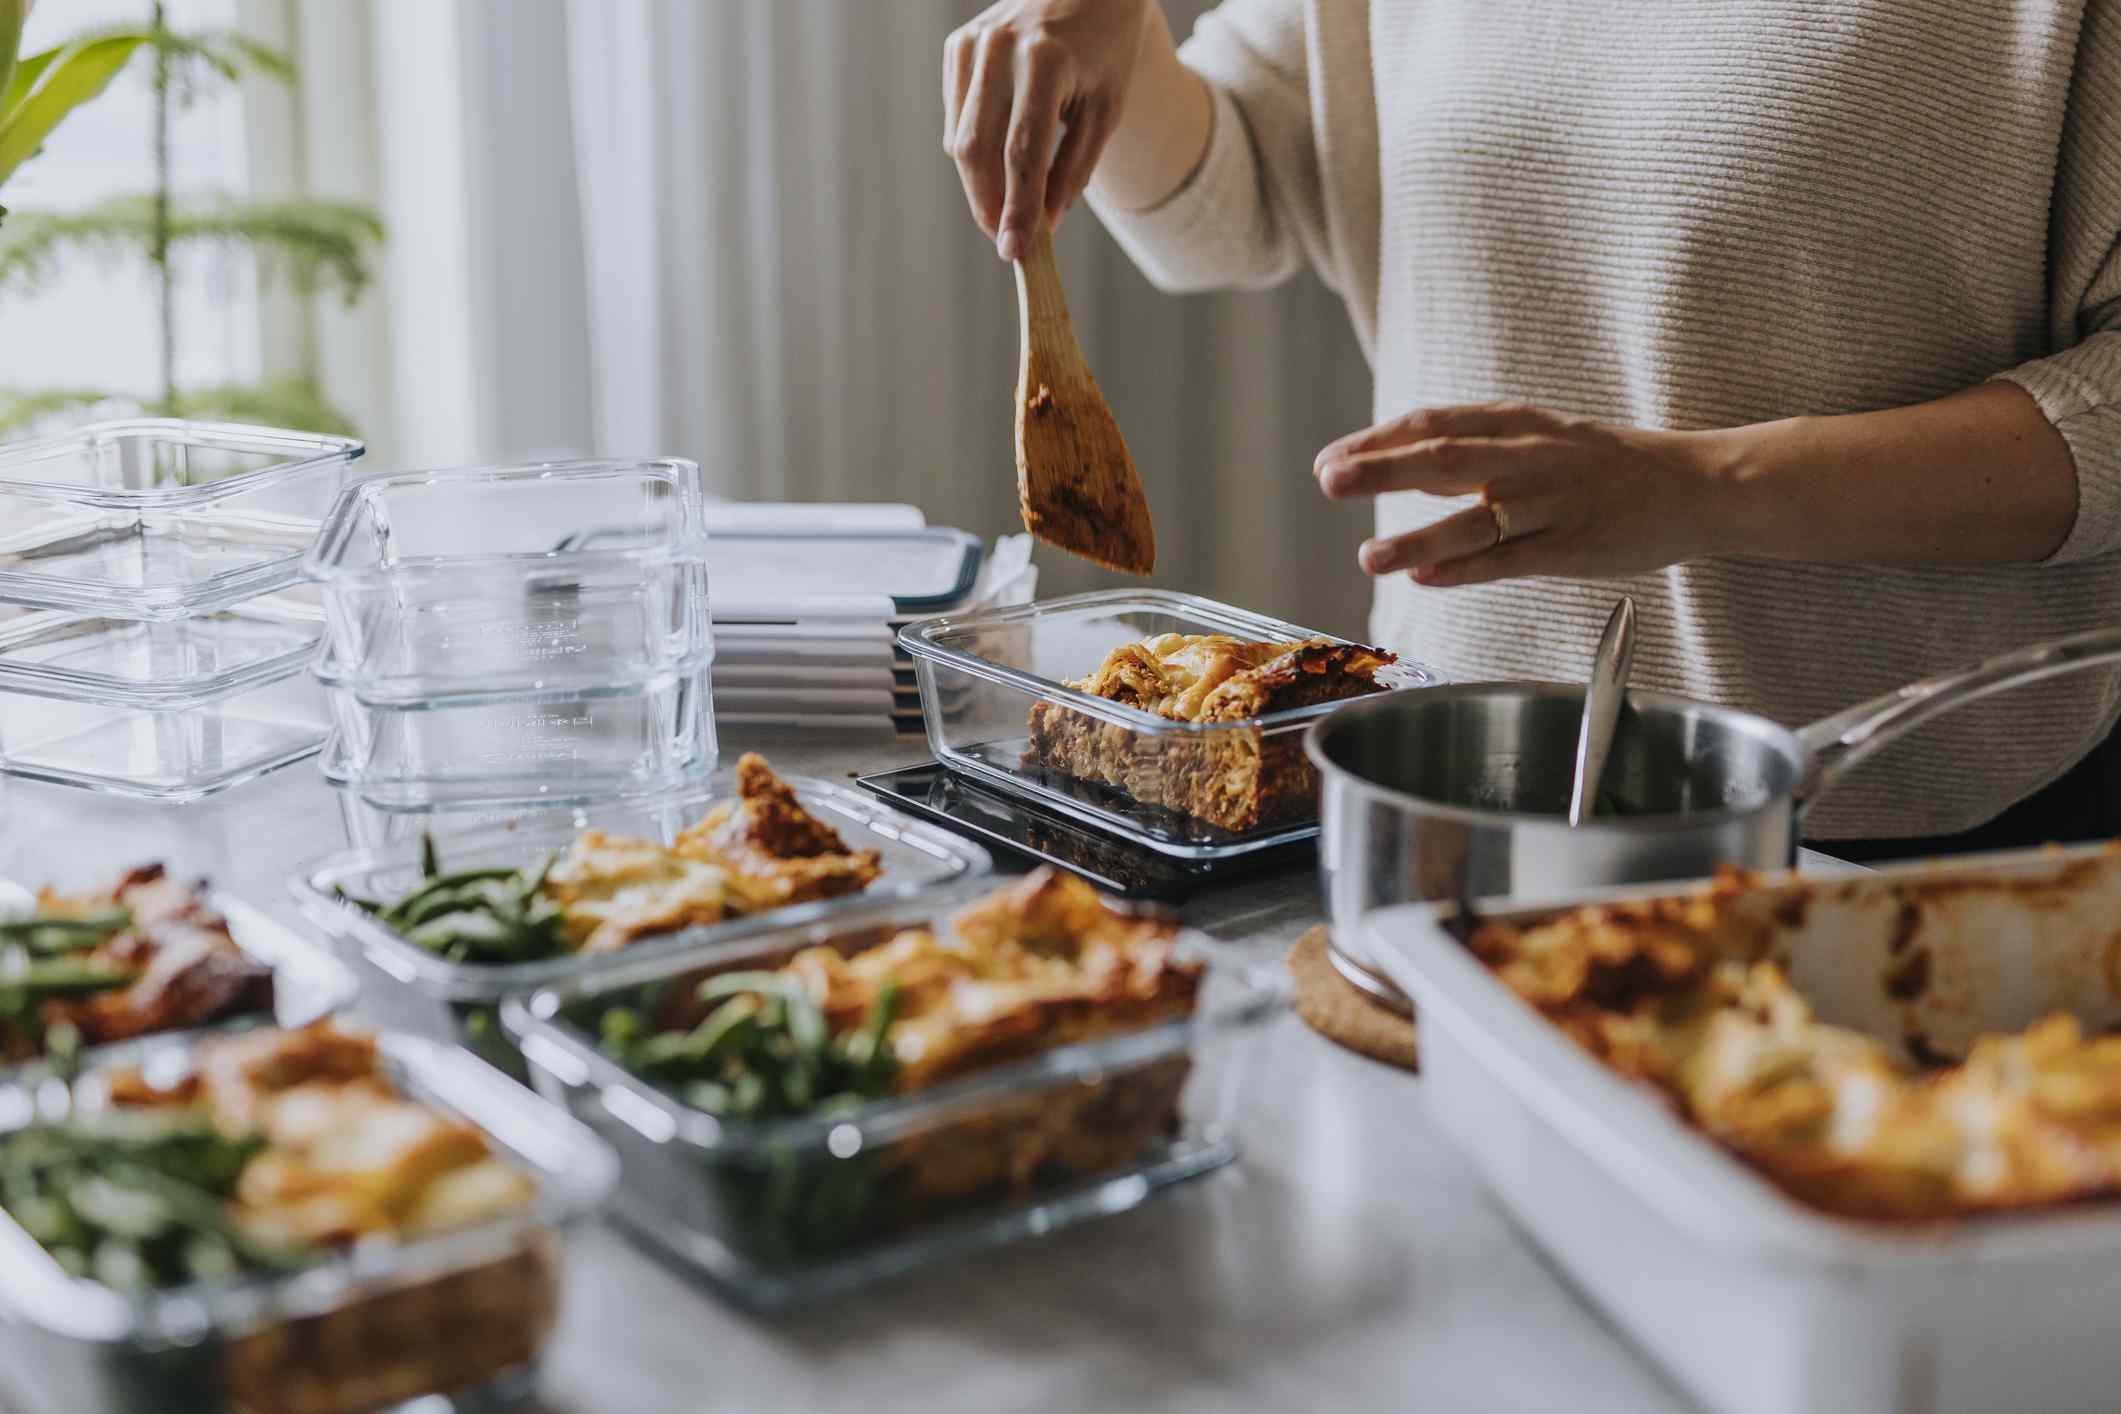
[315,651,718,810]
[0,660,328,801]
[898,589,1439,858]
[303,459,712,704]
[501,886,1286,1309]
[0,1028,618,1414]
[0,606,323,705]
[289,781,993,1078]
[0,887,357,1083]
[0,419,363,619]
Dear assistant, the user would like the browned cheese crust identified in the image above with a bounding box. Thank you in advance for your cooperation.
[1472,869,2121,1224]
[1023,634,1396,833]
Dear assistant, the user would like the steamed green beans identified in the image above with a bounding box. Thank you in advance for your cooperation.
[343,836,568,965]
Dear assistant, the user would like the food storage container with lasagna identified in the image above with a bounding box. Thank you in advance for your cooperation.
[898,589,1438,857]
[0,638,328,800]
[502,872,1287,1308]
[314,642,716,810]
[303,458,713,704]
[0,872,358,1075]
[1365,843,2121,1414]
[0,1027,618,1414]
[0,420,362,620]
[290,772,992,1076]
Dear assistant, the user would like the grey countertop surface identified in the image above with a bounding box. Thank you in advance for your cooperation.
[0,727,1735,1414]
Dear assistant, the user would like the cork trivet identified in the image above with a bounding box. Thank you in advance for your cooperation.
[1286,925,1417,1071]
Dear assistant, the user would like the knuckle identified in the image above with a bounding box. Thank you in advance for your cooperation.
[976,23,1017,58]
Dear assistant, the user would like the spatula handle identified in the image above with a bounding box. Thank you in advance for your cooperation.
[1012,227,1078,373]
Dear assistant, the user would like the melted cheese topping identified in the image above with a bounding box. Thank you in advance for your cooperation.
[774,869,1202,1092]
[1476,890,2121,1221]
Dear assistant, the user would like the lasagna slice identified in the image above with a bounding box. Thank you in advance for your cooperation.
[544,753,882,953]
[1023,633,1397,833]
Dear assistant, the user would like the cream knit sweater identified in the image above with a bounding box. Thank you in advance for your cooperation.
[1091,0,2121,838]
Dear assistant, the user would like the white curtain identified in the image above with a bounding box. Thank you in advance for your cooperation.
[279,0,1378,636]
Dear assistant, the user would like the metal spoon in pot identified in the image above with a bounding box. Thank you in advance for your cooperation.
[1568,597,1637,826]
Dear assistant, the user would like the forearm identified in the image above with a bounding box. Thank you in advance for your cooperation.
[1697,381,2079,565]
[1085,6,1212,214]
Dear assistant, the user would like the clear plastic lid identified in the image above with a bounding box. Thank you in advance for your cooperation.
[0,419,363,618]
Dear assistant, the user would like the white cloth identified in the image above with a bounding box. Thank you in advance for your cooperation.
[1092,0,2121,838]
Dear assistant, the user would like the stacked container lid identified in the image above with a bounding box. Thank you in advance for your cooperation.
[0,419,363,800]
[697,503,1036,734]
[305,457,718,812]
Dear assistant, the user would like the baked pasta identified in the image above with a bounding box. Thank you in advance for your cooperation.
[1,1023,549,1414]
[1022,633,1397,833]
[1472,875,2121,1223]
[597,868,1203,1257]
[0,865,273,1064]
[350,752,883,963]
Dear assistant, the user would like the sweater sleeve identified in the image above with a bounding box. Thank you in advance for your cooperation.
[1089,1,1378,344]
[1992,0,2121,563]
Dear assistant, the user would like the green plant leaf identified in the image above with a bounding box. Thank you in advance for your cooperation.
[0,1,27,117]
[0,386,128,437]
[0,33,152,186]
[0,193,384,297]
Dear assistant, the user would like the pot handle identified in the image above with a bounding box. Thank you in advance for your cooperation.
[1794,626,2121,804]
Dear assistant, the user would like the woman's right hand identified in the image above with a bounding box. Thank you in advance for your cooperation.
[944,0,1159,261]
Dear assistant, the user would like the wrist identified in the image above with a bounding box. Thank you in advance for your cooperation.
[1667,419,1797,561]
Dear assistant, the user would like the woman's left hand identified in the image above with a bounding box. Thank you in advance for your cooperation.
[1313,401,1741,586]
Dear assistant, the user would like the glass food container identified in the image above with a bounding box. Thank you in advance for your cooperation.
[898,589,1440,858]
[315,646,717,811]
[502,886,1288,1309]
[0,886,358,1083]
[0,1029,618,1414]
[302,458,713,704]
[0,420,362,620]
[289,781,993,1078]
[0,619,329,799]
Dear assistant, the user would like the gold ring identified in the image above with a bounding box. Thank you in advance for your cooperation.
[1486,499,1513,546]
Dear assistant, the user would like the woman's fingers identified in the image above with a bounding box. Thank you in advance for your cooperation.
[949,26,1020,237]
[1414,535,1558,588]
[943,28,976,146]
[1315,401,1557,475]
[997,42,1066,259]
[1045,98,1112,227]
[1358,499,1545,575]
[1318,434,1554,500]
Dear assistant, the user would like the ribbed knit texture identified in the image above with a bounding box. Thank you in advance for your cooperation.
[1092,0,2121,838]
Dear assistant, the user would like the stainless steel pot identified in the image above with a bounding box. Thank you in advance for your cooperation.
[1305,626,2121,1013]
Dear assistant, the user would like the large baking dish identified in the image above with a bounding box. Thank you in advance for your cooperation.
[0,658,328,800]
[1365,843,2121,1414]
[502,885,1286,1309]
[303,458,712,704]
[290,781,992,1075]
[899,589,1438,859]
[315,647,717,810]
[0,419,362,619]
[0,885,358,1077]
[0,1027,617,1414]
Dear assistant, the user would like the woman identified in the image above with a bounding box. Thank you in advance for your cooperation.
[943,0,2121,853]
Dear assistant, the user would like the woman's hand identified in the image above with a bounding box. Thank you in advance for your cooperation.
[946,0,1197,261]
[1314,402,1744,586]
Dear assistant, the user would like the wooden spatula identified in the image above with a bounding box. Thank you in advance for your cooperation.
[1012,228,1156,575]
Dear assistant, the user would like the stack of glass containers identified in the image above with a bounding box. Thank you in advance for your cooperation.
[304,458,718,811]
[0,419,363,800]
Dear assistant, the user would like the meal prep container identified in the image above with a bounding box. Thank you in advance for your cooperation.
[1309,625,2121,1009]
[899,589,1439,859]
[303,458,712,704]
[1365,842,2121,1414]
[290,780,992,1076]
[0,887,358,1078]
[0,1028,618,1414]
[0,419,362,620]
[0,653,328,800]
[502,886,1287,1309]
[315,645,716,810]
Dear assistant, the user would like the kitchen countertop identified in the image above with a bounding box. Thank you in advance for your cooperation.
[0,727,1793,1414]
